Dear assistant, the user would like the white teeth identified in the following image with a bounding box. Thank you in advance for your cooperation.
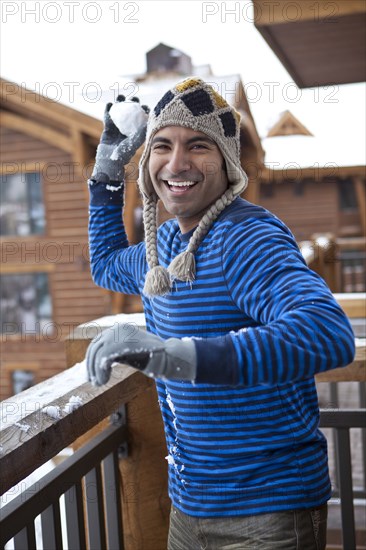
[167,180,197,187]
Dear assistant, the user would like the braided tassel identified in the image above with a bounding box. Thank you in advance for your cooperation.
[168,250,196,283]
[143,265,172,297]
[142,195,172,297]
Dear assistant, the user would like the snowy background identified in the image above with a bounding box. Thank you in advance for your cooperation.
[1,0,365,166]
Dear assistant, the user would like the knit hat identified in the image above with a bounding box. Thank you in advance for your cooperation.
[138,77,248,297]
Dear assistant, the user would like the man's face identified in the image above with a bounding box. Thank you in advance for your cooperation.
[148,126,229,233]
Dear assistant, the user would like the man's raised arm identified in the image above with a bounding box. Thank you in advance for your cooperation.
[88,96,149,294]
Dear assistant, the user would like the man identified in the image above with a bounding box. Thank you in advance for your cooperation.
[86,78,355,549]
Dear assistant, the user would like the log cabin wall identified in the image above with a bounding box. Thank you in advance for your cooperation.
[258,174,365,242]
[259,178,339,241]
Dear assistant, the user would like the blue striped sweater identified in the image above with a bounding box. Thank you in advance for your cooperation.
[89,182,355,517]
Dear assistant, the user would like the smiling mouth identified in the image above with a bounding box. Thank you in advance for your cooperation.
[164,180,199,192]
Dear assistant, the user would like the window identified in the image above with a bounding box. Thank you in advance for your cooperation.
[0,172,45,236]
[12,370,35,394]
[338,178,358,211]
[293,180,305,196]
[340,250,366,293]
[0,273,52,334]
[260,181,274,198]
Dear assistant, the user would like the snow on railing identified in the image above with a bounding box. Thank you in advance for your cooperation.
[0,311,147,495]
[0,360,150,496]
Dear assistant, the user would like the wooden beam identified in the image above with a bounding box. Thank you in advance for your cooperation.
[354,176,366,237]
[119,385,170,550]
[240,114,265,164]
[261,165,366,182]
[310,232,338,292]
[315,342,365,381]
[242,157,260,204]
[333,292,366,318]
[1,111,73,153]
[336,237,366,251]
[0,361,152,495]
[3,362,40,370]
[1,79,103,140]
[0,161,47,174]
[0,261,55,274]
[253,0,366,26]
[111,293,127,314]
[71,128,91,178]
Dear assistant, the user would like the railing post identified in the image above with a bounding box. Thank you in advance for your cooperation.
[64,482,87,550]
[360,383,366,494]
[310,232,338,291]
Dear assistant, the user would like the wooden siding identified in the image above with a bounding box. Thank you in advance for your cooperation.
[0,126,110,400]
[259,179,339,241]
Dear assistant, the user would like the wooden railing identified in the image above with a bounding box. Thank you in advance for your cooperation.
[0,305,365,550]
[299,234,366,293]
[0,313,170,550]
[0,421,127,548]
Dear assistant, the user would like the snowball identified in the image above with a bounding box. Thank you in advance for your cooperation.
[109,101,148,136]
[63,395,83,414]
[15,422,30,433]
[42,406,61,419]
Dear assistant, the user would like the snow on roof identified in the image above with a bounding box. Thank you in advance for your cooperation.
[61,72,245,122]
[262,134,366,169]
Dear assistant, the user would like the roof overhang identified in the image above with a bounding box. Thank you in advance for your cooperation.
[260,164,366,182]
[252,0,366,87]
[0,78,102,141]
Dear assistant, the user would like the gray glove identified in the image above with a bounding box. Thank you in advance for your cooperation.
[86,323,197,386]
[91,95,149,183]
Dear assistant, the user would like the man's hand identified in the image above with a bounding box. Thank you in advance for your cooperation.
[91,95,149,183]
[86,323,197,386]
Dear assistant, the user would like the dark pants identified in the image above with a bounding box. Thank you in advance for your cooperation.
[168,504,327,550]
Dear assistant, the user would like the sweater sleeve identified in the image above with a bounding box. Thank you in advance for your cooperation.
[88,180,147,295]
[194,217,355,386]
